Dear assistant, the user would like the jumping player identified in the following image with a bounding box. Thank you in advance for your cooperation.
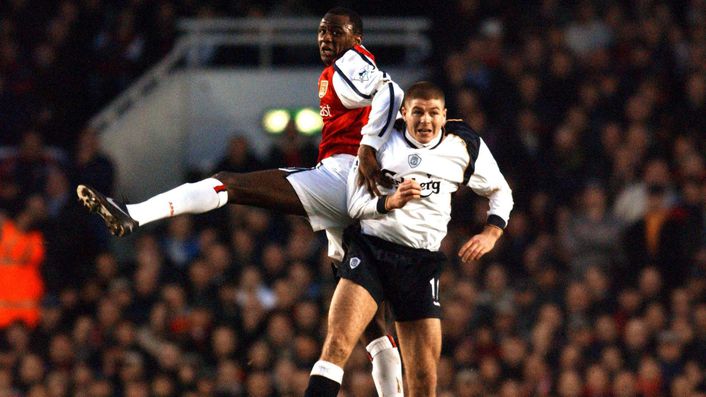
[305,81,513,396]
[77,7,405,397]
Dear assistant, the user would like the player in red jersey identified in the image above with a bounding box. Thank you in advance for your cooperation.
[78,7,405,396]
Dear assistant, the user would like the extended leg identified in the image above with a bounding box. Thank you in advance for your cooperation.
[213,169,306,215]
[395,319,442,397]
[78,169,306,236]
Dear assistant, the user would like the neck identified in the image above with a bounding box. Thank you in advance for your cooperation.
[404,129,442,148]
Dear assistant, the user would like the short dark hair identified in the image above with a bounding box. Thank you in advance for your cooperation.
[404,81,445,105]
[325,7,363,35]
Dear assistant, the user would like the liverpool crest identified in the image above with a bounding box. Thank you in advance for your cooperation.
[408,154,421,168]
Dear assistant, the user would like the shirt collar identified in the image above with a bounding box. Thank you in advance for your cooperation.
[404,129,443,149]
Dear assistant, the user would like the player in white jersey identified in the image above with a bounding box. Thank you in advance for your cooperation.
[305,81,513,396]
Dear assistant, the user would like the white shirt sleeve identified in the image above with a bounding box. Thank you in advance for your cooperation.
[466,138,514,226]
[332,47,403,151]
[346,157,387,219]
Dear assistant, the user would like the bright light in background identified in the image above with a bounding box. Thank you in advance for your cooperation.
[262,107,322,136]
[295,108,323,135]
[262,109,291,134]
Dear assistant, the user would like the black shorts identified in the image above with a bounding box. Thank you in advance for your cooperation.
[338,228,446,322]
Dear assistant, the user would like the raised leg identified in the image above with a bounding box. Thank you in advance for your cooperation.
[78,169,308,236]
[213,169,306,216]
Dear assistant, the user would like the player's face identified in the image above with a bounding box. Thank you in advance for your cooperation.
[318,14,360,65]
[402,98,447,144]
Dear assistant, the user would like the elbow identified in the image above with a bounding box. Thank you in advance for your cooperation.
[508,187,515,210]
[499,181,514,209]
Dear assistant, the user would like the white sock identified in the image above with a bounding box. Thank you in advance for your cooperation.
[367,335,404,396]
[310,360,344,384]
[126,178,228,226]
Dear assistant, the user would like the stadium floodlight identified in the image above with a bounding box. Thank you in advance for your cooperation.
[295,108,324,135]
[262,107,323,136]
[262,109,291,134]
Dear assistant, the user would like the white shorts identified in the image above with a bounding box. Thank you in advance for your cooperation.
[285,154,355,261]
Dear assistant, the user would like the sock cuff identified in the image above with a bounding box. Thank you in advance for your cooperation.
[366,335,397,358]
[200,178,228,207]
[310,360,344,384]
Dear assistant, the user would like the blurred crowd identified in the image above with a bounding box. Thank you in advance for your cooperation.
[1,0,706,396]
[0,0,423,151]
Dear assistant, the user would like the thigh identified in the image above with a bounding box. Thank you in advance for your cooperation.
[335,232,390,344]
[395,319,442,397]
[214,169,306,215]
[322,279,379,366]
[337,232,385,306]
[285,155,354,232]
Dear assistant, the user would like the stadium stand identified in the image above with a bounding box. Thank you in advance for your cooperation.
[1,0,705,396]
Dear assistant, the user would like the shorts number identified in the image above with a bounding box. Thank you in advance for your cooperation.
[430,277,440,306]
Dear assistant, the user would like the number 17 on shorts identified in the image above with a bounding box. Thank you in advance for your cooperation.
[430,277,440,306]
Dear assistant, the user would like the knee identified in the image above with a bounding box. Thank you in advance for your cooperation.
[212,171,243,198]
[407,367,437,396]
[321,333,355,365]
[212,171,236,185]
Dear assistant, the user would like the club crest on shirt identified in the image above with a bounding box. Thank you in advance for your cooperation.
[349,257,361,269]
[408,154,422,168]
[318,80,328,98]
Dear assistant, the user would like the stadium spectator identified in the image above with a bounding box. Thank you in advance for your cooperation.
[70,127,114,197]
[212,135,263,175]
[265,121,319,169]
[1,0,706,395]
[0,199,45,328]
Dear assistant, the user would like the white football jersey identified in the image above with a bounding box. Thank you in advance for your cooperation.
[347,121,513,251]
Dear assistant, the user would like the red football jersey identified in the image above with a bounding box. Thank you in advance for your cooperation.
[316,45,375,162]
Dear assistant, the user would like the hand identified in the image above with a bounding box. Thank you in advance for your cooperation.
[357,145,393,196]
[458,225,503,263]
[385,179,421,210]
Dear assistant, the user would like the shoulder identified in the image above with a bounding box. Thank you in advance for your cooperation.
[392,118,405,134]
[320,64,335,78]
[444,119,481,159]
[444,119,480,144]
[334,46,377,71]
[353,45,376,62]
[390,119,408,143]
